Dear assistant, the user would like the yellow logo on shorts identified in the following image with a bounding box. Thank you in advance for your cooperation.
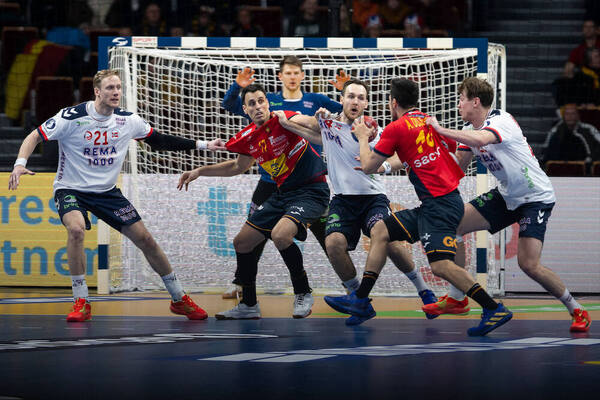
[443,236,457,248]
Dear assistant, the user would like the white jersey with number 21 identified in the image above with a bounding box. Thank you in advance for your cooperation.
[37,101,152,194]
[460,109,555,210]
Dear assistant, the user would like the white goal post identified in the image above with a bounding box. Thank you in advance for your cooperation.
[98,36,506,296]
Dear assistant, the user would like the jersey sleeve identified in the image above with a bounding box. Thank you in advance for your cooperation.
[315,93,342,113]
[485,112,522,144]
[222,81,247,117]
[130,114,153,140]
[37,109,72,141]
[373,124,399,157]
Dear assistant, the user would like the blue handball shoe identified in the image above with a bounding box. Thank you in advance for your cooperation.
[418,289,439,320]
[324,291,376,323]
[467,303,513,336]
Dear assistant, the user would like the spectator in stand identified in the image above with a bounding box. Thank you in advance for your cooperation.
[187,5,218,36]
[403,13,424,38]
[580,48,600,101]
[134,2,169,36]
[170,26,185,37]
[543,103,600,173]
[352,0,379,30]
[363,14,383,38]
[554,47,600,106]
[413,0,463,35]
[231,6,263,37]
[563,19,600,79]
[380,0,413,30]
[289,0,327,37]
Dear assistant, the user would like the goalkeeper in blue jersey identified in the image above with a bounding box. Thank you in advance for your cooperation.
[220,55,347,298]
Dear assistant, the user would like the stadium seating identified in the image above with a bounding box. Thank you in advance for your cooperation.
[78,77,94,102]
[545,160,586,177]
[1,26,38,75]
[35,76,74,124]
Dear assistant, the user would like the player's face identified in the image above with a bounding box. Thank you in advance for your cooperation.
[243,91,270,126]
[95,75,122,109]
[342,83,368,121]
[388,95,399,121]
[278,65,304,92]
[458,90,477,122]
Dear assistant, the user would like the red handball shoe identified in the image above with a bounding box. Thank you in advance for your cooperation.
[170,294,208,320]
[570,309,591,332]
[422,294,471,316]
[66,298,92,322]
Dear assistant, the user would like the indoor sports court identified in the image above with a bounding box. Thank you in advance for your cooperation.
[0,289,599,399]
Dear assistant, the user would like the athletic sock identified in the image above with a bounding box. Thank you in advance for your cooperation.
[448,284,466,301]
[236,251,258,306]
[71,274,89,301]
[404,268,429,293]
[558,288,582,314]
[279,243,311,294]
[343,277,360,292]
[356,271,379,298]
[161,272,185,302]
[466,283,498,310]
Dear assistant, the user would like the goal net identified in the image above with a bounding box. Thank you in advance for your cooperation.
[105,38,505,296]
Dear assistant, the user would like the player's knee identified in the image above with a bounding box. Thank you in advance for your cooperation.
[136,232,157,252]
[233,234,252,253]
[518,257,541,275]
[66,224,86,243]
[271,230,293,250]
[429,259,453,277]
[325,234,346,255]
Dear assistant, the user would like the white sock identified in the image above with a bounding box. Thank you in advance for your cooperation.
[558,288,582,314]
[71,274,89,300]
[161,272,185,302]
[448,284,465,301]
[404,269,428,293]
[343,277,360,292]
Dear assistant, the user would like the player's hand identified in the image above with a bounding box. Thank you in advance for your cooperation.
[272,110,288,124]
[8,165,35,190]
[352,116,375,141]
[207,138,227,151]
[329,69,350,91]
[177,170,200,191]
[236,67,256,88]
[425,116,442,132]
[315,107,332,120]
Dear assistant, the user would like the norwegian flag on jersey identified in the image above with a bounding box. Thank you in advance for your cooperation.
[226,111,307,187]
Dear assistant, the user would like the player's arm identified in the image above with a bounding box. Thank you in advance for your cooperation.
[8,130,42,190]
[426,116,498,147]
[142,131,226,151]
[273,111,322,145]
[455,149,474,172]
[354,118,386,174]
[221,67,255,117]
[177,154,255,191]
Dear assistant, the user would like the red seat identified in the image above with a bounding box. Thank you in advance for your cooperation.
[1,26,38,74]
[545,160,586,177]
[35,76,74,124]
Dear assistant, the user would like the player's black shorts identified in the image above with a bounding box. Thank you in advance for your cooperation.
[246,182,330,241]
[326,193,391,251]
[248,179,277,217]
[469,188,554,242]
[54,187,141,232]
[383,189,464,263]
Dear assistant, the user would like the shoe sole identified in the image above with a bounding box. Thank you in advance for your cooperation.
[345,312,376,326]
[570,322,591,332]
[422,307,471,316]
[215,315,261,320]
[66,315,91,322]
[323,297,352,315]
[293,309,312,319]
[467,312,513,336]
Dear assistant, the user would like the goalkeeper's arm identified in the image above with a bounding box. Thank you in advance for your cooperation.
[142,131,226,151]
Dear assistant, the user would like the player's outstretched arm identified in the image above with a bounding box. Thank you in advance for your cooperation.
[8,130,42,190]
[329,69,350,91]
[425,116,497,147]
[221,68,255,117]
[273,111,323,145]
[143,131,226,152]
[177,155,255,191]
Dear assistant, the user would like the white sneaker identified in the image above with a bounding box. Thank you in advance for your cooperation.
[292,292,314,319]
[215,302,261,320]
[222,284,242,300]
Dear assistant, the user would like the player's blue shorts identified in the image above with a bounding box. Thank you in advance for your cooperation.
[469,188,554,242]
[383,189,464,263]
[326,193,391,251]
[54,187,141,232]
[246,182,330,241]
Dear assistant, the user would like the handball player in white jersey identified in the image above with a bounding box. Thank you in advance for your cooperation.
[424,77,591,332]
[8,69,222,322]
[275,78,438,325]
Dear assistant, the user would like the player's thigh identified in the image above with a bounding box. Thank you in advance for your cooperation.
[54,189,92,231]
[361,194,392,238]
[383,208,419,244]
[517,236,544,271]
[418,191,464,263]
[61,210,87,240]
[234,223,268,252]
[281,183,330,241]
[326,196,362,251]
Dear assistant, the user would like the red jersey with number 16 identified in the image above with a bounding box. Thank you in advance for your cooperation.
[374,110,464,200]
